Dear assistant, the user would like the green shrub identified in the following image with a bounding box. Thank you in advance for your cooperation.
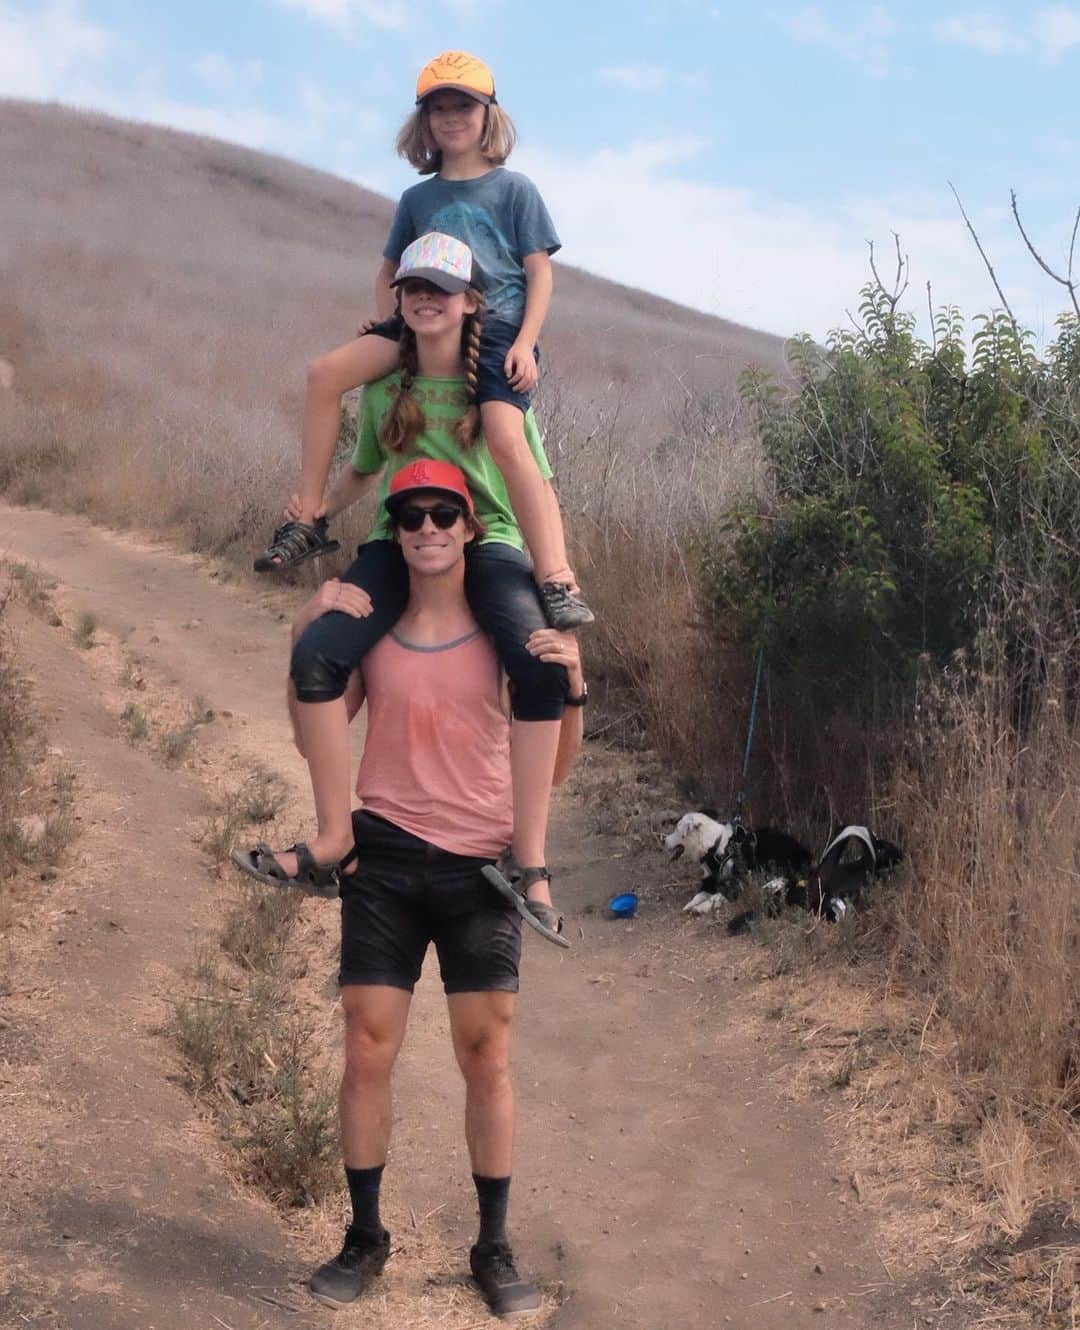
[701,281,1079,814]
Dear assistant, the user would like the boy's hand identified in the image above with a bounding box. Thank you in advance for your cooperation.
[504,339,539,393]
[285,493,328,523]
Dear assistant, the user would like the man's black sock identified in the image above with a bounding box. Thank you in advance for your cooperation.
[345,1164,385,1239]
[473,1173,511,1246]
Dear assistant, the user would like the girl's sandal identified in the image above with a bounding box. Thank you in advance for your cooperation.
[481,856,571,949]
[253,517,341,573]
[538,580,596,631]
[231,841,352,899]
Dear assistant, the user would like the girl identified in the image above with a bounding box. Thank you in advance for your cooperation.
[254,49,593,632]
[239,233,586,945]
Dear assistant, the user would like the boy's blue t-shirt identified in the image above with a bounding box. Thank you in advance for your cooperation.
[384,168,560,327]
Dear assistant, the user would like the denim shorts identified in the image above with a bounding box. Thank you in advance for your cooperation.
[338,811,522,994]
[365,313,538,412]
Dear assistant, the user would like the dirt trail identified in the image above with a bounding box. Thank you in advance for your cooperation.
[1,502,910,1330]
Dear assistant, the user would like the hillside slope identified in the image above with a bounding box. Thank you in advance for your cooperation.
[1,99,786,504]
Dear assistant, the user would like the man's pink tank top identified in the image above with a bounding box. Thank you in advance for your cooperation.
[355,628,513,858]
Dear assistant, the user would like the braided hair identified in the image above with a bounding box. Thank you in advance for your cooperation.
[452,286,486,449]
[379,318,427,453]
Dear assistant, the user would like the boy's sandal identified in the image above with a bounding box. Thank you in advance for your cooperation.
[481,858,571,950]
[231,841,351,899]
[538,580,596,631]
[253,517,340,573]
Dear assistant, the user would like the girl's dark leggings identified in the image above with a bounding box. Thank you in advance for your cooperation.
[290,540,568,722]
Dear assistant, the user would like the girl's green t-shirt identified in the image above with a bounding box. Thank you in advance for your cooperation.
[351,372,552,549]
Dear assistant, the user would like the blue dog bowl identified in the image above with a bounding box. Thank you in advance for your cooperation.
[608,891,639,918]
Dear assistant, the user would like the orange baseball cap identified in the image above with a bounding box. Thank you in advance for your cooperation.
[415,50,496,105]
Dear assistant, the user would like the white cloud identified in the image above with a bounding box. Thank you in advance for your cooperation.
[599,63,671,92]
[193,52,264,95]
[931,6,1080,59]
[0,0,112,99]
[1033,5,1080,58]
[932,12,1024,54]
[777,4,901,74]
[275,0,410,32]
[517,137,1049,341]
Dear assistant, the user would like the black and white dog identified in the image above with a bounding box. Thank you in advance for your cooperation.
[663,812,812,916]
[663,812,902,933]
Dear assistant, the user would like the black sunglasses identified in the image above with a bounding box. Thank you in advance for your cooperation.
[394,502,465,532]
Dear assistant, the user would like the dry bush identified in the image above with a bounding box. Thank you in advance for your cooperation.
[893,655,1078,1107]
[0,589,32,880]
[884,645,1080,1242]
[172,882,336,1207]
[220,881,304,973]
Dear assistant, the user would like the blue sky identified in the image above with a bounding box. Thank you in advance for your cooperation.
[4,1,1080,340]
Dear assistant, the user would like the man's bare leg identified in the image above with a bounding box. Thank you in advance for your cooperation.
[449,990,541,1317]
[309,984,411,1309]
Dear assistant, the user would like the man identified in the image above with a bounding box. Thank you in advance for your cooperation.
[292,459,585,1316]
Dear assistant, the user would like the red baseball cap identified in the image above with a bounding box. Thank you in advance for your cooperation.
[385,459,475,515]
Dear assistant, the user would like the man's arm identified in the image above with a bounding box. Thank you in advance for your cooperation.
[526,628,584,785]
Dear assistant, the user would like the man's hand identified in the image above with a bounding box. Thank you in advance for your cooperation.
[526,627,583,691]
[504,339,539,393]
[285,493,328,523]
[356,316,381,337]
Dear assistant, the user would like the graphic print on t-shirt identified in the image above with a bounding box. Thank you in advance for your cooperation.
[428,201,515,314]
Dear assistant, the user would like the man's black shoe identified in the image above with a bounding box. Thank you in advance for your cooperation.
[308,1226,390,1309]
[469,1240,542,1318]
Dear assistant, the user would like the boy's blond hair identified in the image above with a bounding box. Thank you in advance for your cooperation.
[395,103,517,175]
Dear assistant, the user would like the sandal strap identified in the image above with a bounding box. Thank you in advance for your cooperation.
[266,519,329,565]
[288,842,341,888]
[517,866,551,890]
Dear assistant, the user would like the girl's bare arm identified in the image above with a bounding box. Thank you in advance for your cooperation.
[375,258,399,321]
[526,628,585,785]
[518,250,553,347]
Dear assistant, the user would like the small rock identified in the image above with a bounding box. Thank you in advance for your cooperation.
[740,1272,748,1280]
[15,815,47,847]
[182,619,201,630]
[814,1262,825,1275]
[812,1302,827,1313]
[39,868,58,882]
[47,746,64,758]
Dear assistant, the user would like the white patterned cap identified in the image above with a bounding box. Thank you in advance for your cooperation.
[392,232,474,294]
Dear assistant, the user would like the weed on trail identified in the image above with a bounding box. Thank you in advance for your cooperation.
[73,612,96,649]
[1,597,78,928]
[174,771,336,1208]
[3,559,57,616]
[121,702,148,743]
[197,767,288,868]
[173,911,337,1206]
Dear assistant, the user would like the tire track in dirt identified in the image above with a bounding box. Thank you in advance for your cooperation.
[1,502,910,1329]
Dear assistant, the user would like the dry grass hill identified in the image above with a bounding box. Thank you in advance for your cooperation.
[1,98,787,552]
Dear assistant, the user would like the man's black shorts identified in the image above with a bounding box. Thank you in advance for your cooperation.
[364,312,538,413]
[338,810,522,994]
